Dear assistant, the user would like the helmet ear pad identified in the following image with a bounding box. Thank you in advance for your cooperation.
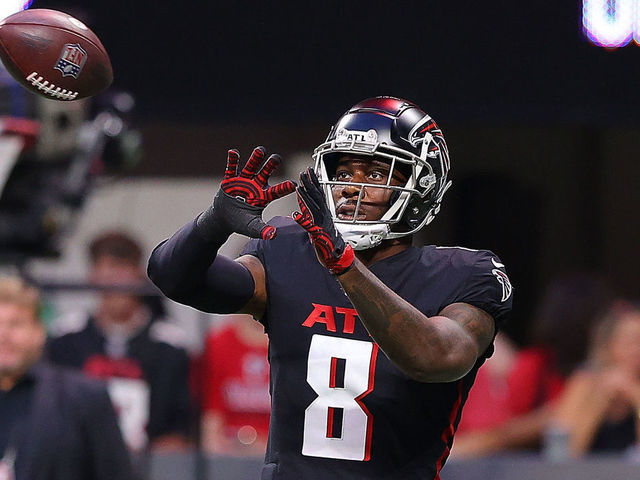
[403,193,428,230]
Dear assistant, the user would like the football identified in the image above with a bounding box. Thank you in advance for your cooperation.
[0,9,113,101]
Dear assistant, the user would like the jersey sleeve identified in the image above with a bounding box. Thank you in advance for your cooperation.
[241,237,263,260]
[454,250,513,330]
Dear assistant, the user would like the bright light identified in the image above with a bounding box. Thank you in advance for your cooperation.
[583,0,640,47]
[0,1,33,22]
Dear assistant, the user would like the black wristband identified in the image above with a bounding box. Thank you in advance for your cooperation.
[196,190,270,243]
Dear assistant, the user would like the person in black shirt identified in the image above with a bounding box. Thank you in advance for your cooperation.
[48,231,191,453]
[0,275,132,480]
[148,96,513,479]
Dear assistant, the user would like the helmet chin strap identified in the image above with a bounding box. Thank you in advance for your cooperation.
[336,223,389,250]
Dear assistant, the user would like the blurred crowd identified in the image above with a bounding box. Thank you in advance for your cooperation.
[0,230,272,479]
[1,227,639,479]
[453,274,640,461]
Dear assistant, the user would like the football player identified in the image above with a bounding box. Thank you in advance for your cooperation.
[148,96,513,479]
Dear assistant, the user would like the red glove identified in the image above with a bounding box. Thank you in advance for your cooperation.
[292,168,355,275]
[197,147,296,241]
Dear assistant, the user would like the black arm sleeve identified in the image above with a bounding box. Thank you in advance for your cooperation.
[147,218,256,313]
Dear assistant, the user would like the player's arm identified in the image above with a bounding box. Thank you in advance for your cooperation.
[147,147,294,317]
[292,168,494,382]
[337,260,494,382]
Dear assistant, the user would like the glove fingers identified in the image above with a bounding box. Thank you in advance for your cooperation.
[298,171,317,208]
[296,183,320,214]
[260,225,277,240]
[294,190,315,222]
[240,146,266,178]
[308,167,323,191]
[299,168,313,191]
[292,210,313,231]
[256,154,281,186]
[224,149,240,179]
[300,168,326,206]
[265,180,297,202]
[291,211,304,224]
[295,190,309,217]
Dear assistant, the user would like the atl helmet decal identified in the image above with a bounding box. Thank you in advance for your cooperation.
[492,268,513,303]
[334,128,379,152]
[54,43,88,78]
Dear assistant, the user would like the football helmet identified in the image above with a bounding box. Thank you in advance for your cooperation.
[312,96,452,250]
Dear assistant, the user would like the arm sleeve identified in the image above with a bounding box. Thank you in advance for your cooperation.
[147,218,256,313]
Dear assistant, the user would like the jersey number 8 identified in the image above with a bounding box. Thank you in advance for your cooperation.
[302,334,379,461]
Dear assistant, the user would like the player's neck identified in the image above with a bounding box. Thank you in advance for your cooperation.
[355,237,412,267]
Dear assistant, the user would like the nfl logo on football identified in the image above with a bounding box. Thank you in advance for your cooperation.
[54,43,87,78]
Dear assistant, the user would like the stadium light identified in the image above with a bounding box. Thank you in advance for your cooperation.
[583,0,640,47]
[0,1,33,22]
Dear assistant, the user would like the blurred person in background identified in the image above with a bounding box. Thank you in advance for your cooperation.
[200,314,270,456]
[455,332,518,434]
[551,303,640,457]
[0,275,132,480]
[47,231,191,453]
[453,273,614,457]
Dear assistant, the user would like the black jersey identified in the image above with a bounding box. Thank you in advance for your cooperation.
[240,216,512,480]
[47,316,191,444]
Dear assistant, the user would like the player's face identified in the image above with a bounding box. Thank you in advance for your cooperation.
[331,155,407,221]
[0,302,44,378]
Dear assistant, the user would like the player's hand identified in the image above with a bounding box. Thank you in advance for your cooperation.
[201,147,296,240]
[292,168,355,275]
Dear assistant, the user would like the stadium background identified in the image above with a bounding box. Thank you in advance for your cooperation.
[30,0,640,344]
[1,1,639,479]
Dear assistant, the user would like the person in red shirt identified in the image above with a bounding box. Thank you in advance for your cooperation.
[200,314,270,456]
[456,333,518,434]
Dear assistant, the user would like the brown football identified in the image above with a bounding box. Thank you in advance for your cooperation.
[0,9,113,101]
